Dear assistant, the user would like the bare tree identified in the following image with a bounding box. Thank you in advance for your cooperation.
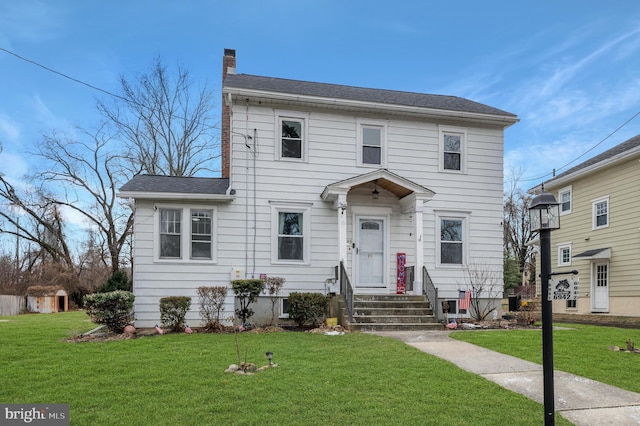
[97,57,219,176]
[33,125,133,275]
[503,175,536,287]
[462,262,503,321]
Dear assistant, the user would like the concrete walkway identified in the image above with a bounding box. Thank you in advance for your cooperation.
[369,330,640,425]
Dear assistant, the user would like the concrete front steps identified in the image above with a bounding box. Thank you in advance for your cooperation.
[346,294,441,332]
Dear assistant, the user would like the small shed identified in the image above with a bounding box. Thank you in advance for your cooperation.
[26,286,68,313]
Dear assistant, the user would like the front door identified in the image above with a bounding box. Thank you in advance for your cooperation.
[592,261,609,312]
[355,217,386,288]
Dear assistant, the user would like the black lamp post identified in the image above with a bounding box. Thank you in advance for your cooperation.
[529,187,560,426]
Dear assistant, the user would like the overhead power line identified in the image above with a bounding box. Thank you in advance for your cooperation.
[0,46,130,103]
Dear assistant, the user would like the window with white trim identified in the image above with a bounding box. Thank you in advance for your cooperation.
[280,298,289,318]
[592,196,609,229]
[276,111,309,161]
[191,209,213,259]
[436,213,468,266]
[160,208,181,258]
[557,243,572,266]
[357,120,386,167]
[558,186,572,215]
[156,205,216,262]
[271,203,311,264]
[439,126,467,173]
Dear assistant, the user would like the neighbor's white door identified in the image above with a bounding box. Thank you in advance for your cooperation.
[355,217,386,288]
[592,261,609,312]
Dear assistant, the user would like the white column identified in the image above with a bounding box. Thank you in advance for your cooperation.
[414,198,424,295]
[337,194,348,265]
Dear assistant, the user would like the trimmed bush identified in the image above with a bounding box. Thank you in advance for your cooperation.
[231,279,264,325]
[197,286,228,330]
[159,296,192,332]
[83,290,135,333]
[98,270,132,293]
[288,292,329,327]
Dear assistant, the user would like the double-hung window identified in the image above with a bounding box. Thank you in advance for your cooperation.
[160,208,182,258]
[157,206,216,262]
[558,186,572,215]
[592,196,609,229]
[437,213,468,266]
[439,126,467,173]
[271,202,311,264]
[191,209,213,259]
[276,111,309,161]
[357,119,386,167]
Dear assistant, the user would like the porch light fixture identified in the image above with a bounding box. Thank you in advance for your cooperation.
[372,180,379,200]
[528,185,560,425]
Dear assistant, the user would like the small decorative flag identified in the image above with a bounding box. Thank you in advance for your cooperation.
[459,290,471,310]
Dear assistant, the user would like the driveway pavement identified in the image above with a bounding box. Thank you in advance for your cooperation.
[369,330,640,425]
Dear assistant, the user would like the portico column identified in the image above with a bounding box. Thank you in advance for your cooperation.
[337,194,348,265]
[414,199,424,295]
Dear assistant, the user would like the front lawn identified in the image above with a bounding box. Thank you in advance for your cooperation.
[0,312,572,425]
[451,323,640,393]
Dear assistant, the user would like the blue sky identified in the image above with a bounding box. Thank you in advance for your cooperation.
[1,1,640,214]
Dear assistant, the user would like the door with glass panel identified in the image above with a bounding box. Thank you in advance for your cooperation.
[355,217,386,288]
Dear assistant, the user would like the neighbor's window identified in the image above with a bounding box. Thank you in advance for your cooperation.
[592,196,609,229]
[160,208,181,258]
[557,243,571,266]
[191,209,212,259]
[440,218,464,265]
[559,186,572,214]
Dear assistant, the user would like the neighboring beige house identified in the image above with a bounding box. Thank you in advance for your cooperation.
[534,134,640,316]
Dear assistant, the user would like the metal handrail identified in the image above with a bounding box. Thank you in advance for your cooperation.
[339,261,354,322]
[423,265,442,321]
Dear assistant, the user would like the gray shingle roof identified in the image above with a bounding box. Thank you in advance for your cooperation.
[119,175,229,195]
[545,133,640,185]
[224,73,517,118]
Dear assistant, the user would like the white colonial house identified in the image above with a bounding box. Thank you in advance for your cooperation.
[119,49,519,328]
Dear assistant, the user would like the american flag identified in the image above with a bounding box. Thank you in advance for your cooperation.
[459,290,471,310]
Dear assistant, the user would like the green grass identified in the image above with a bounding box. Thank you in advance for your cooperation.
[451,323,640,393]
[0,312,572,426]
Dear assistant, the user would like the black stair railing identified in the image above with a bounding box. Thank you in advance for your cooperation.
[339,261,354,322]
[423,266,443,321]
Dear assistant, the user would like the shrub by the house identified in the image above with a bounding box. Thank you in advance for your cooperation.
[288,292,328,327]
[231,279,263,325]
[83,290,135,333]
[197,286,228,330]
[159,296,191,332]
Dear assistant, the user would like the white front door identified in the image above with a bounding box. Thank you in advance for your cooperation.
[355,217,386,288]
[592,261,609,312]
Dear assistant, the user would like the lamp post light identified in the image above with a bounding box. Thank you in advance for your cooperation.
[529,187,560,426]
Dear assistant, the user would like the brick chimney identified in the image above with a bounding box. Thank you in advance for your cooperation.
[221,49,236,179]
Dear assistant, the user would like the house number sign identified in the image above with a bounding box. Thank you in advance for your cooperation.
[549,276,579,301]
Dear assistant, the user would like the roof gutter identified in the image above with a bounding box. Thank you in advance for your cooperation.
[223,87,520,128]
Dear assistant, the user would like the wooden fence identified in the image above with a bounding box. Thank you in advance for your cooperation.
[0,295,26,316]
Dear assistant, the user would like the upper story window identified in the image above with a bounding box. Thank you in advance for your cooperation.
[276,111,309,161]
[271,202,312,264]
[558,186,572,215]
[439,126,467,173]
[592,196,609,229]
[357,119,387,167]
[157,206,217,262]
[557,243,572,266]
